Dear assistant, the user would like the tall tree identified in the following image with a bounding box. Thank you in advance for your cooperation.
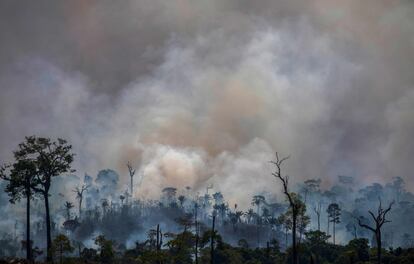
[15,136,75,262]
[313,202,322,231]
[0,159,38,263]
[327,203,341,244]
[270,152,300,264]
[251,195,265,216]
[246,209,255,224]
[251,195,265,245]
[357,200,394,264]
[280,194,309,244]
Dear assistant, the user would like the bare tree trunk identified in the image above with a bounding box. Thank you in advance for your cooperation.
[357,201,394,264]
[127,162,135,198]
[194,206,198,264]
[45,194,53,263]
[353,225,357,239]
[377,230,382,264]
[130,176,133,195]
[59,245,63,264]
[292,214,297,264]
[266,241,270,261]
[327,215,330,236]
[26,194,32,263]
[210,215,215,264]
[317,214,320,231]
[79,197,83,218]
[270,153,298,264]
[285,227,288,248]
[156,224,160,251]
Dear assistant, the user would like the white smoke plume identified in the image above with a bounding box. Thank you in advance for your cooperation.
[0,0,413,208]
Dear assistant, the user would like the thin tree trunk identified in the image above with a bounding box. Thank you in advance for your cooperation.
[195,206,198,264]
[59,245,63,264]
[156,224,160,250]
[210,215,215,264]
[156,224,160,264]
[79,197,82,218]
[266,241,270,261]
[333,221,336,245]
[131,176,133,196]
[195,228,199,264]
[317,213,320,231]
[285,227,288,248]
[292,214,297,264]
[26,194,32,263]
[45,194,53,263]
[327,216,330,236]
[377,230,382,264]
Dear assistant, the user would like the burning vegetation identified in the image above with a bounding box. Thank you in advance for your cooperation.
[0,136,414,264]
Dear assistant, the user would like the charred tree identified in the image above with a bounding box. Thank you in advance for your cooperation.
[73,184,89,218]
[313,202,322,232]
[127,161,136,197]
[357,200,394,264]
[270,152,300,264]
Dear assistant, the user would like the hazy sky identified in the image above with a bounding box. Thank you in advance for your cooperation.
[1,0,413,206]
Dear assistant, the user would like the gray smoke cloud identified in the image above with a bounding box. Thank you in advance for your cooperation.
[0,0,413,208]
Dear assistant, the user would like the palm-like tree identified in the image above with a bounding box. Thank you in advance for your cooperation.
[213,203,228,223]
[235,211,243,223]
[262,207,271,224]
[327,203,341,244]
[251,195,265,217]
[245,209,255,224]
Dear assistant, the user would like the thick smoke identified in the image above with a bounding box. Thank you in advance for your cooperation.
[0,0,414,208]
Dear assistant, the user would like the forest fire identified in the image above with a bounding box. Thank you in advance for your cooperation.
[1,0,413,263]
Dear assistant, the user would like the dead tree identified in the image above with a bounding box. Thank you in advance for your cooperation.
[155,224,162,264]
[270,152,300,264]
[357,200,394,264]
[313,202,322,231]
[73,184,89,218]
[127,162,136,196]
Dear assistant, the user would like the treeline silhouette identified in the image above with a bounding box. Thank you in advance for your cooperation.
[1,136,414,264]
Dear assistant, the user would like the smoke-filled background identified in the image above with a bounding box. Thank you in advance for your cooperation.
[1,0,414,208]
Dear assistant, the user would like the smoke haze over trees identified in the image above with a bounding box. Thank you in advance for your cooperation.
[0,0,414,263]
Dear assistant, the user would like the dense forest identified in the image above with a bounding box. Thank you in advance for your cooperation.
[0,136,414,264]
